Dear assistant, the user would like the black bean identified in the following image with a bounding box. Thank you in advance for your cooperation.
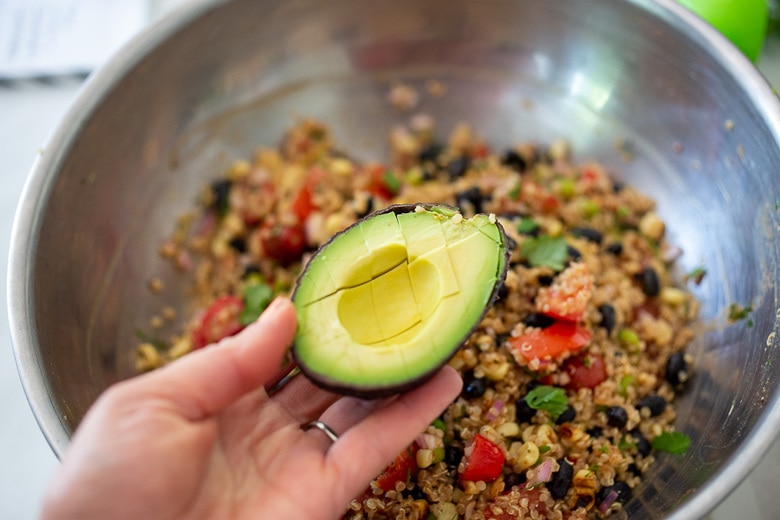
[455,186,483,214]
[597,480,633,506]
[408,486,427,500]
[639,267,661,297]
[606,406,628,428]
[242,265,261,279]
[461,371,487,399]
[547,458,573,500]
[515,395,537,423]
[418,143,443,162]
[571,227,603,244]
[586,426,603,438]
[637,395,667,417]
[630,430,652,456]
[665,352,689,388]
[537,274,554,286]
[574,496,593,509]
[447,156,470,179]
[522,313,555,329]
[504,472,527,489]
[229,237,247,253]
[556,406,576,424]
[597,304,616,335]
[567,245,582,261]
[626,463,641,476]
[355,196,374,218]
[444,445,463,469]
[501,149,527,171]
[605,242,623,256]
[210,179,232,216]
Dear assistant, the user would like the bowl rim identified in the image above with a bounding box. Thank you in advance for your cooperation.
[6,1,780,518]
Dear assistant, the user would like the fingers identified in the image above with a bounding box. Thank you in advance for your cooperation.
[271,373,342,424]
[325,366,462,494]
[131,297,298,421]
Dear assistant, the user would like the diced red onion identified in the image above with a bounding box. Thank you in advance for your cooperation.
[599,489,619,514]
[527,458,554,487]
[485,400,505,421]
[415,433,438,450]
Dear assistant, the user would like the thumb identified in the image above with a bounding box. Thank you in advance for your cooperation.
[133,297,297,420]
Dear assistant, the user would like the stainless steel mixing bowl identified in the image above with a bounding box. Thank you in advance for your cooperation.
[8,0,780,517]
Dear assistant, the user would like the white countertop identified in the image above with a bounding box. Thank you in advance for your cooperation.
[0,3,778,519]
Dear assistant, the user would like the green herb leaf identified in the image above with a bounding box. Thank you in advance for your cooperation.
[238,282,274,325]
[728,302,753,323]
[134,329,168,351]
[651,431,691,454]
[520,236,568,271]
[383,170,401,195]
[507,182,521,200]
[538,445,552,454]
[516,217,538,234]
[619,374,636,396]
[686,266,707,285]
[524,385,568,419]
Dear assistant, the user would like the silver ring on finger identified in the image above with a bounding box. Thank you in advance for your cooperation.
[303,420,340,443]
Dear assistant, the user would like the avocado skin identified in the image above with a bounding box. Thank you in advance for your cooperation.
[291,203,511,399]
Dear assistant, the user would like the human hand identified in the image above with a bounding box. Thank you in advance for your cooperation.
[41,297,462,520]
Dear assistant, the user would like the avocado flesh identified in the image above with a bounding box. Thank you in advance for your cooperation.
[293,204,509,397]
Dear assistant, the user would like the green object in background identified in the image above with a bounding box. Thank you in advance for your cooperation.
[676,0,768,62]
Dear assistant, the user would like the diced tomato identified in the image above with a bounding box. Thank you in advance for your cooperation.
[291,167,327,223]
[259,222,307,266]
[459,434,505,482]
[291,185,315,223]
[365,164,398,200]
[241,182,277,226]
[192,295,246,349]
[509,321,592,366]
[561,353,607,390]
[375,445,417,492]
[535,262,593,322]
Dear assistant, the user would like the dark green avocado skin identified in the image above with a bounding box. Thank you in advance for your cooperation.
[291,203,511,399]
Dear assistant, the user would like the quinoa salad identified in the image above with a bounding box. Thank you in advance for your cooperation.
[136,118,698,519]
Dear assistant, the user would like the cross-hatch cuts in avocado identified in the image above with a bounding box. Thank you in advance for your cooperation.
[292,203,510,398]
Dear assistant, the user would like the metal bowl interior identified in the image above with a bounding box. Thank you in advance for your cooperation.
[8,0,780,518]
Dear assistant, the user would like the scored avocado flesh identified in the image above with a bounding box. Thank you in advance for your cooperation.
[292,204,509,397]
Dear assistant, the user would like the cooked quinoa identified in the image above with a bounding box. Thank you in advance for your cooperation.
[136,119,698,519]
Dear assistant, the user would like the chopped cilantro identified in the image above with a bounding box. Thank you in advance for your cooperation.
[134,329,167,351]
[383,170,401,195]
[520,235,568,271]
[619,374,636,396]
[686,266,707,285]
[507,182,521,200]
[238,282,274,325]
[651,431,691,454]
[524,385,568,420]
[728,303,753,323]
[538,445,552,454]
[618,435,637,451]
[516,217,538,234]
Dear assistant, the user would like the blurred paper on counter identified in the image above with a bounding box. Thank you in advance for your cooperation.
[0,0,148,79]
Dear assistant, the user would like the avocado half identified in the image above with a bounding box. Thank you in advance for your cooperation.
[291,203,510,398]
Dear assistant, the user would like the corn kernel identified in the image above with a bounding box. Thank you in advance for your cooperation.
[416,448,435,469]
[639,211,665,241]
[509,441,539,471]
[496,421,521,438]
[135,343,163,372]
[660,287,687,306]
